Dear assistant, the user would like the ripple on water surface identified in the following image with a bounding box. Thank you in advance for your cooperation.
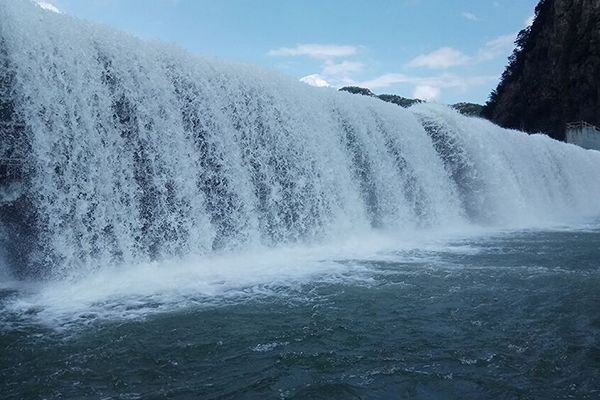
[1,227,600,399]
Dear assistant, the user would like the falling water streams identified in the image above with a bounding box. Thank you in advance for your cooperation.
[1,1,600,399]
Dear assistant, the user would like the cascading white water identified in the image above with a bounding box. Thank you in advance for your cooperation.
[1,0,600,280]
[413,105,600,225]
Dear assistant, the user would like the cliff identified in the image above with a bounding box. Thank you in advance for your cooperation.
[483,0,600,140]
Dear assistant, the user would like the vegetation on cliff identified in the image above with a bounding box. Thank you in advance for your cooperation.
[339,87,483,117]
[339,86,379,97]
[378,94,423,108]
[451,103,484,118]
[483,0,600,140]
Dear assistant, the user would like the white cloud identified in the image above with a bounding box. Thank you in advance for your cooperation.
[35,1,60,13]
[477,33,516,61]
[268,44,357,59]
[461,12,478,21]
[413,85,441,101]
[356,71,496,102]
[358,72,496,91]
[300,74,330,87]
[406,32,517,71]
[322,60,365,75]
[358,74,407,89]
[407,47,472,69]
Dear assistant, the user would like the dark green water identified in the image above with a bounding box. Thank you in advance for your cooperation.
[1,227,600,399]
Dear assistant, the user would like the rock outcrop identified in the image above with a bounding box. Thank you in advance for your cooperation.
[483,0,600,140]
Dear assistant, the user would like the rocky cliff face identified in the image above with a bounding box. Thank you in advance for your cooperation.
[483,0,600,141]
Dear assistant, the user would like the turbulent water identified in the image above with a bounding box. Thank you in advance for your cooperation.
[1,1,600,399]
[2,226,600,399]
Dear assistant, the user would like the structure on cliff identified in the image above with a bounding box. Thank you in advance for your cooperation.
[483,0,600,141]
[566,121,600,150]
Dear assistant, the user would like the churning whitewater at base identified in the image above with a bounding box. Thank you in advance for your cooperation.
[3,224,600,399]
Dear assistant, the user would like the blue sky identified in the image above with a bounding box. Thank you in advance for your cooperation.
[35,0,539,104]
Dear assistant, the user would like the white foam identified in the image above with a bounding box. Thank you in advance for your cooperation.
[0,228,481,325]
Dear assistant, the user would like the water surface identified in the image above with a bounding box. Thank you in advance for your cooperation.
[2,225,599,399]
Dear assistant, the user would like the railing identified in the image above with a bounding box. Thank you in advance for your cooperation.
[0,157,24,179]
[566,121,600,133]
[0,158,22,166]
[0,122,26,128]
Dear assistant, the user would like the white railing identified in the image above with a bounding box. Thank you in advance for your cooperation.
[0,158,22,166]
[566,121,600,133]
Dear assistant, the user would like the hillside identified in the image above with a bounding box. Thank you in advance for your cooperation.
[339,87,483,117]
[483,0,600,140]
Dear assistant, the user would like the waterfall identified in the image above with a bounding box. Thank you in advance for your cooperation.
[1,0,600,279]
